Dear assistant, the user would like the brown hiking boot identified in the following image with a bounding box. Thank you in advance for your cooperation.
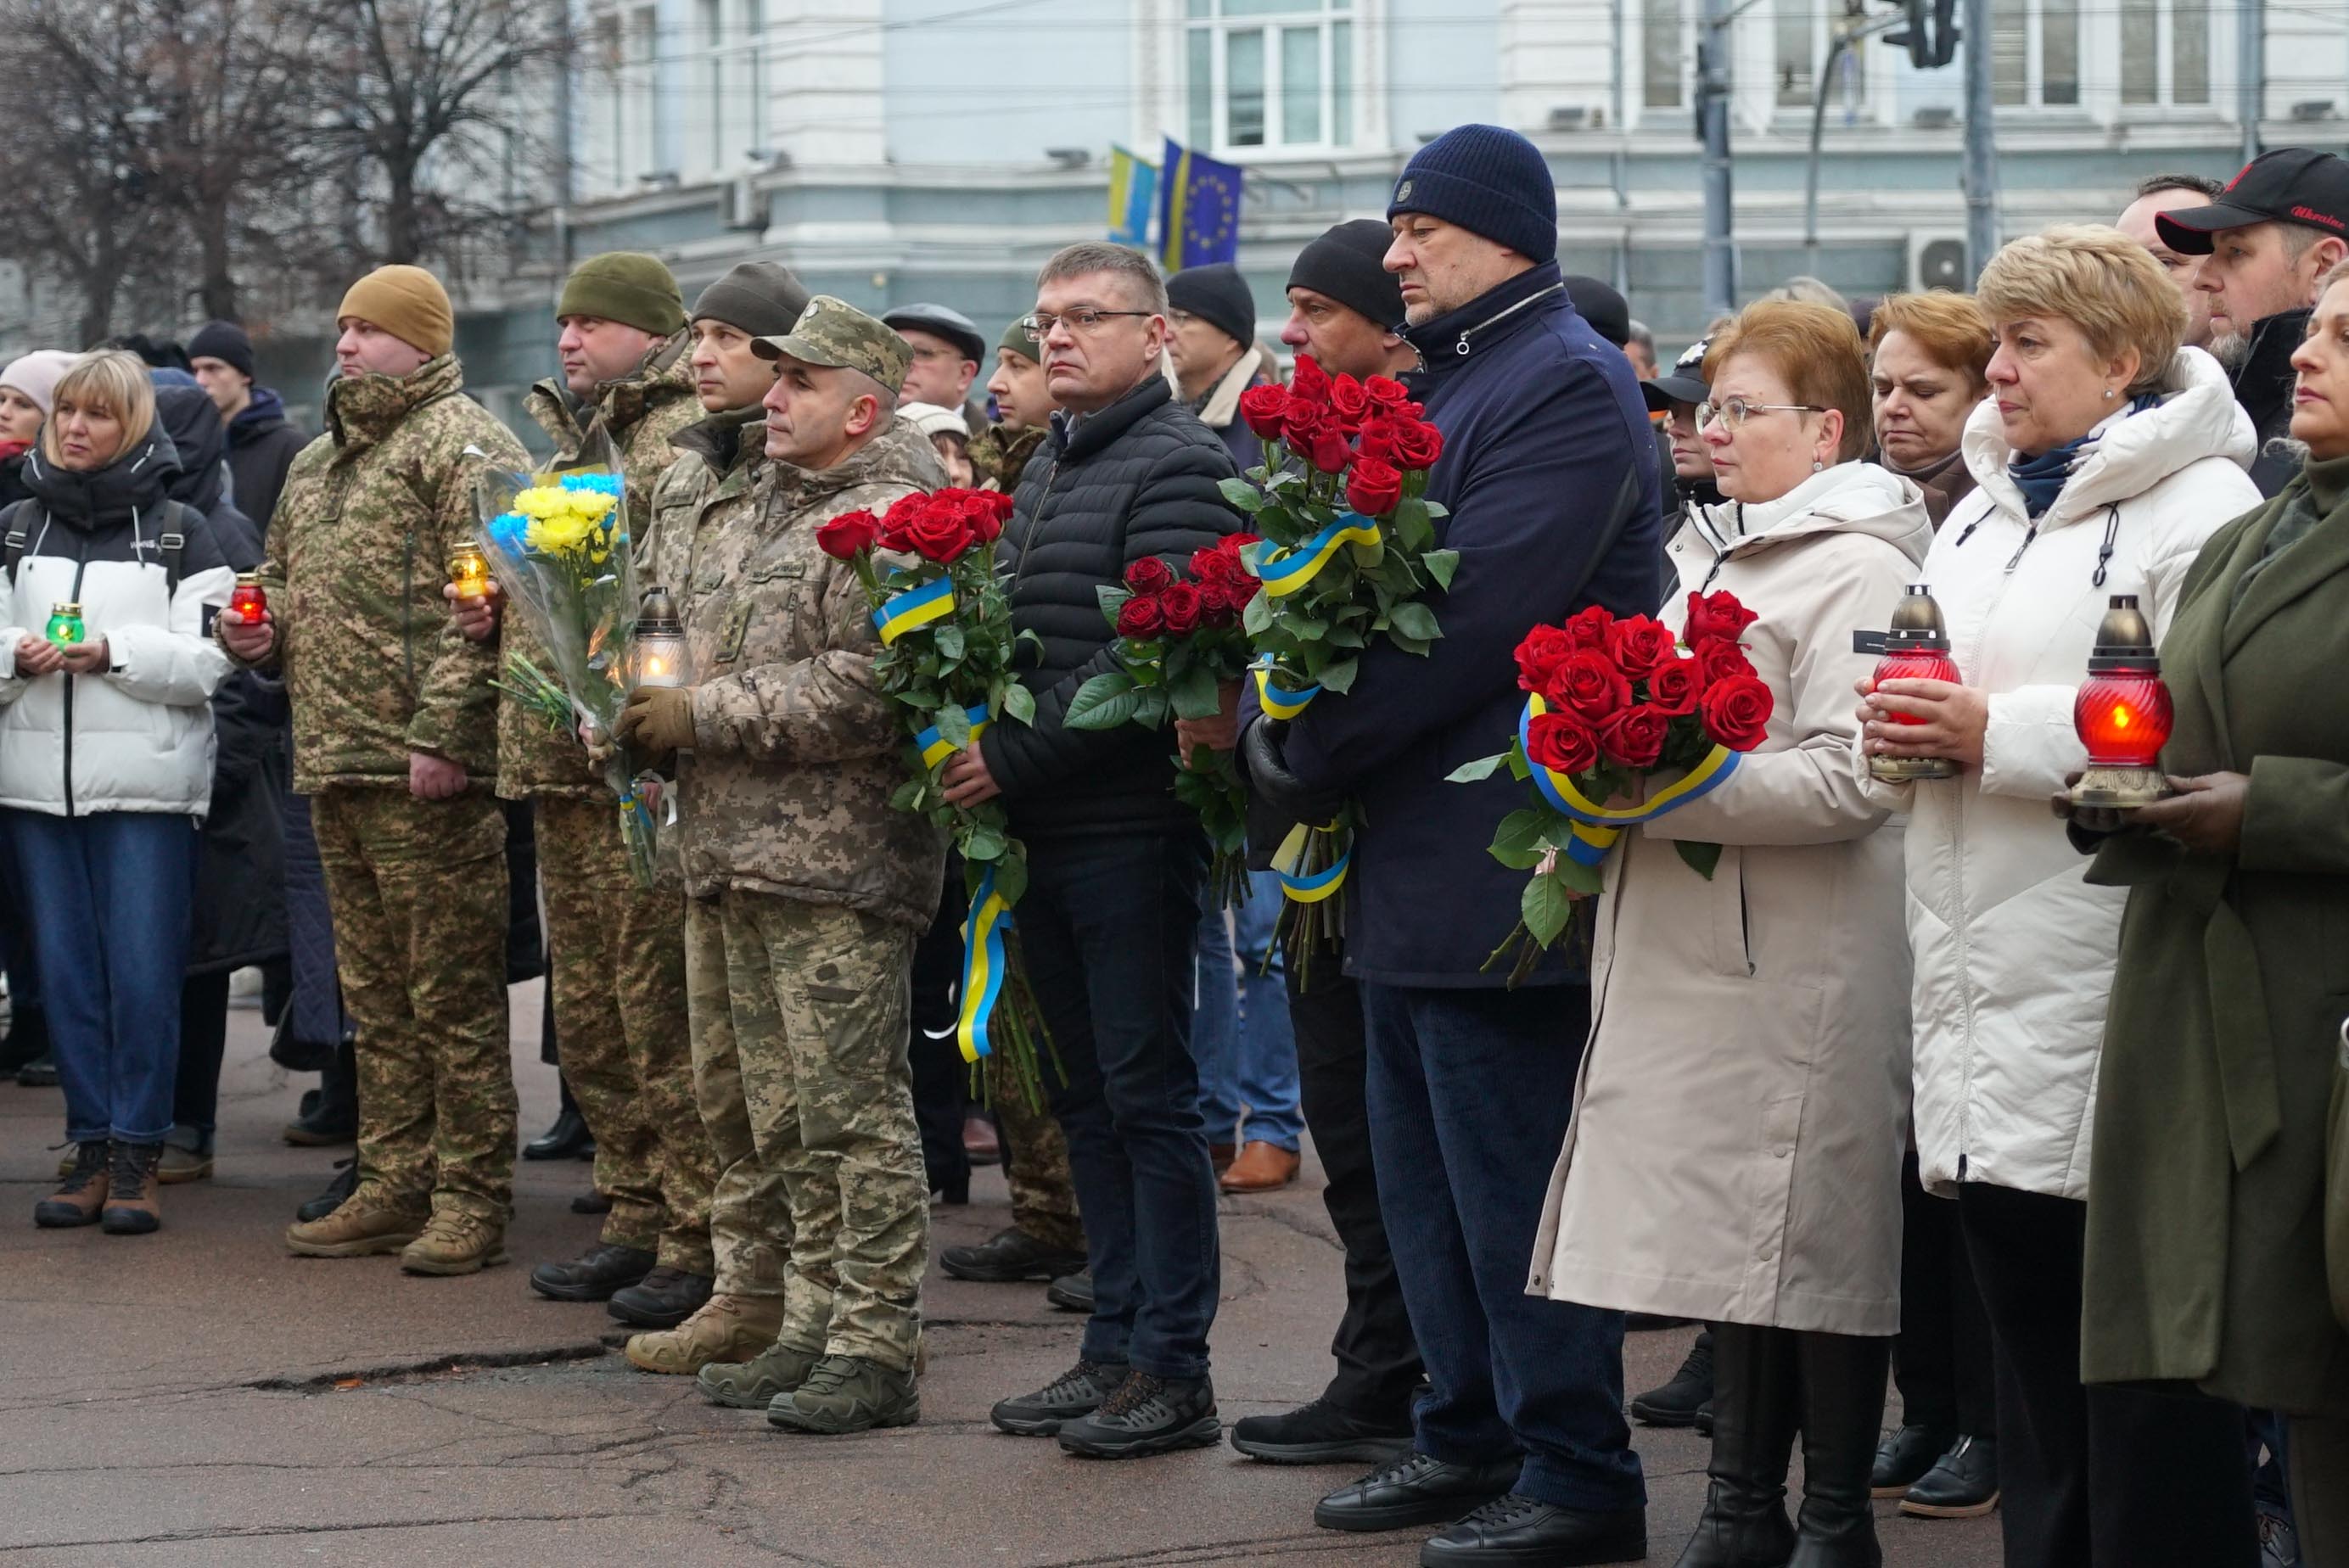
[625,1293,785,1375]
[399,1209,509,1276]
[33,1141,109,1229]
[99,1142,164,1235]
[285,1185,428,1257]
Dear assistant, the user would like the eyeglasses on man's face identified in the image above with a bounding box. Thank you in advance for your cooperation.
[1696,395,1828,431]
[1021,308,1154,343]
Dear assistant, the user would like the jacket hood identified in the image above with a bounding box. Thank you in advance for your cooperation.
[230,384,288,439]
[1689,460,1934,563]
[671,402,765,477]
[156,384,230,513]
[18,425,184,529]
[1960,346,2256,527]
[328,355,466,451]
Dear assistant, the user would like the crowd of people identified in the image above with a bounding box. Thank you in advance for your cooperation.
[5,120,2348,1568]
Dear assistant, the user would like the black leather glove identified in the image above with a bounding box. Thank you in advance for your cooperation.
[1240,715,1344,826]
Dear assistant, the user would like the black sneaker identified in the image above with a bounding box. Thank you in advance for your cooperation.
[1871,1420,1956,1497]
[608,1267,715,1329]
[990,1357,1130,1437]
[1231,1397,1414,1465]
[1899,1433,1999,1519]
[530,1243,656,1303]
[1420,1492,1646,1567]
[1629,1328,1712,1426]
[941,1227,1087,1284]
[1056,1370,1219,1459]
[16,1051,58,1088]
[1314,1450,1523,1533]
[1045,1268,1094,1312]
[296,1158,357,1223]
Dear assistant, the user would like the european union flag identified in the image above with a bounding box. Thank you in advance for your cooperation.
[1156,137,1243,273]
[1107,145,1158,247]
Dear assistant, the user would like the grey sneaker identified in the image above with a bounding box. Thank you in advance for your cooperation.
[766,1354,919,1434]
[698,1341,822,1409]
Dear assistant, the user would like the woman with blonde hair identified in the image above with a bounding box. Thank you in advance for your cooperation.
[2,350,236,1236]
[1533,300,1931,1566]
[1856,225,2264,1566]
[1868,291,1994,527]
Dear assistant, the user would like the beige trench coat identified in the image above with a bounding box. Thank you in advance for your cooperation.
[1528,462,1929,1336]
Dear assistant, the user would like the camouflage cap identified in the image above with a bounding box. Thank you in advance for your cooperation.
[752,296,912,395]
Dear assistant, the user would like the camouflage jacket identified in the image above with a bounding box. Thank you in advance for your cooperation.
[502,332,701,799]
[969,422,1046,493]
[244,355,524,792]
[672,419,948,928]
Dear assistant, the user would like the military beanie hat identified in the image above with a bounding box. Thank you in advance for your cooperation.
[337,265,454,359]
[691,261,812,339]
[998,316,1041,366]
[1387,123,1558,265]
[560,251,687,337]
[1287,219,1404,330]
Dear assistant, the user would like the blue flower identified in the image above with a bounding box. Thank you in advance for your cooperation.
[488,510,530,555]
[561,473,624,497]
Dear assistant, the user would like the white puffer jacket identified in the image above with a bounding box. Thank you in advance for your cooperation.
[1861,347,2261,1200]
[0,433,235,817]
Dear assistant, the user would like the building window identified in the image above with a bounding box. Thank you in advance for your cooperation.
[1776,1,1814,107]
[2121,0,2209,106]
[1993,0,2078,107]
[1644,0,1684,109]
[1186,0,1356,154]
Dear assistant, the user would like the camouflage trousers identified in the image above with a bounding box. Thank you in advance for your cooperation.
[687,894,790,1300]
[536,795,713,1275]
[311,787,515,1220]
[988,1050,1085,1253]
[719,890,928,1372]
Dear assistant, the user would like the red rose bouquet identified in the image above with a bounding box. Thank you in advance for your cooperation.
[1231,357,1457,974]
[1449,591,1774,984]
[1062,535,1261,908]
[820,486,1056,1107]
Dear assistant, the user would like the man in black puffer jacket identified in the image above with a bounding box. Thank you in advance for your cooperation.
[943,241,1237,1460]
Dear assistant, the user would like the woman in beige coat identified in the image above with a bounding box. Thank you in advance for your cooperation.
[1529,301,1928,1568]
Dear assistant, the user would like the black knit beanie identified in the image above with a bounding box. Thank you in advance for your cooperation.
[1388,124,1558,263]
[1166,264,1256,350]
[187,320,255,379]
[1287,220,1404,330]
[1562,275,1631,347]
[690,262,812,340]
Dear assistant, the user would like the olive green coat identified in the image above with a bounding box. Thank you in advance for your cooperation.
[2083,454,2349,1418]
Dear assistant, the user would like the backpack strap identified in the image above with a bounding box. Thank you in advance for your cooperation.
[157,501,195,598]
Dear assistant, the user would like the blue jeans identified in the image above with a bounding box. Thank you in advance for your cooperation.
[1362,980,1645,1513]
[1023,831,1219,1380]
[7,809,196,1145]
[1191,871,1303,1150]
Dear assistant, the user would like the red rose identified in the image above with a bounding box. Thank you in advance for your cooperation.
[1159,581,1204,637]
[1645,654,1703,717]
[1328,373,1372,428]
[1685,589,1760,646]
[1513,624,1576,692]
[1344,456,1404,517]
[1598,704,1672,769]
[1219,531,1260,558]
[1365,374,1410,410]
[1549,648,1631,722]
[1199,580,1241,626]
[816,508,879,561]
[1607,614,1678,679]
[1116,594,1165,639]
[1562,603,1617,652]
[1306,423,1354,475]
[1239,383,1292,440]
[1699,675,1775,751]
[1125,556,1175,594]
[905,507,975,563]
[967,498,1006,544]
[1524,709,1600,776]
[1388,418,1444,471]
[1288,354,1331,406]
[1696,638,1756,686]
[877,491,928,552]
[1354,421,1402,465]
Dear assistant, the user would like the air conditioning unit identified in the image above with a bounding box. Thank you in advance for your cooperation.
[723,175,764,232]
[1909,232,1970,292]
[2290,99,2338,122]
[1911,105,1958,130]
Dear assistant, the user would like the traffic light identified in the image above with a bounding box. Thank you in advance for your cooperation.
[1884,0,1959,68]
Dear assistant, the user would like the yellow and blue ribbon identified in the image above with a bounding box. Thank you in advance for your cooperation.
[1253,657,1322,720]
[1256,513,1383,599]
[873,576,955,646]
[956,868,1014,1063]
[1516,693,1741,865]
[914,705,991,770]
[1273,820,1350,904]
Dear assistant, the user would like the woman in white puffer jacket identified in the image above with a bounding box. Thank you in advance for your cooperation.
[1855,227,2262,1568]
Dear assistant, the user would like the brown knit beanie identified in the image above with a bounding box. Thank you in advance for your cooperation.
[558,251,686,337]
[336,265,454,358]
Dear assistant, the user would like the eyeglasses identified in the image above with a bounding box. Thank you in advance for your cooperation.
[1021,309,1154,343]
[905,344,967,364]
[1696,396,1828,431]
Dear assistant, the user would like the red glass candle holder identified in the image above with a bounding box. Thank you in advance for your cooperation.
[2066,594,2176,809]
[227,572,267,622]
[1868,584,1961,781]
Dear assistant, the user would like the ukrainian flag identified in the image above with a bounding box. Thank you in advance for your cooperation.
[1107,145,1158,246]
[1156,137,1244,273]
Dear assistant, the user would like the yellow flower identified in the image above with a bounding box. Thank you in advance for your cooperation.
[515,487,563,520]
[526,513,595,555]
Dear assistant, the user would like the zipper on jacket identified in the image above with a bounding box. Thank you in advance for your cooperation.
[61,549,88,819]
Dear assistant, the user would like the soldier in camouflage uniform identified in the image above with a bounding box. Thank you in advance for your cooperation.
[614,299,946,1434]
[451,253,718,1327]
[969,315,1054,492]
[220,266,526,1275]
[611,261,810,1378]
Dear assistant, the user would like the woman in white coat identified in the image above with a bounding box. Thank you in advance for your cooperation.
[1856,226,2264,1568]
[1530,300,1930,1568]
[2,352,234,1237]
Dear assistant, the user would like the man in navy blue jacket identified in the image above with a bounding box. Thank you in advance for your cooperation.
[1243,124,1660,1567]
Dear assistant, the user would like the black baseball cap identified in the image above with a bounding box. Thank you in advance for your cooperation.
[1644,335,1713,412]
[2155,147,2349,255]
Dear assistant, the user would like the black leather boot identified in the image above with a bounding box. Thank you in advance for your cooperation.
[1674,1322,1798,1568]
[1788,1332,1893,1568]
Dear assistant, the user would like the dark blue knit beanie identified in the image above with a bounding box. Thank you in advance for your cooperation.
[1387,124,1557,264]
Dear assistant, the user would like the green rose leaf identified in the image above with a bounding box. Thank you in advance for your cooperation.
[1095,584,1134,626]
[1316,656,1360,695]
[1388,602,1441,643]
[1674,840,1725,881]
[1447,752,1507,783]
[1217,478,1268,513]
[1242,590,1275,636]
[990,848,1029,907]
[1421,549,1460,591]
[934,702,973,748]
[1168,660,1222,720]
[934,623,967,664]
[1063,672,1141,731]
[1002,683,1037,725]
[1522,871,1577,949]
[963,822,1009,862]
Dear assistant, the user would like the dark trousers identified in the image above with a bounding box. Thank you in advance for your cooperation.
[172,970,233,1136]
[1959,1181,2256,1568]
[1362,980,1645,1513]
[906,874,971,1199]
[1024,831,1218,1380]
[1892,1151,1996,1435]
[1288,955,1421,1425]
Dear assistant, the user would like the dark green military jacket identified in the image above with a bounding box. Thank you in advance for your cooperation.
[2083,453,2349,1418]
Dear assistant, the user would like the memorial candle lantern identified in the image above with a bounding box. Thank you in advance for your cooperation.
[228,571,267,622]
[2066,593,2175,809]
[625,586,690,692]
[45,602,83,646]
[446,538,491,600]
[1867,584,1963,782]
